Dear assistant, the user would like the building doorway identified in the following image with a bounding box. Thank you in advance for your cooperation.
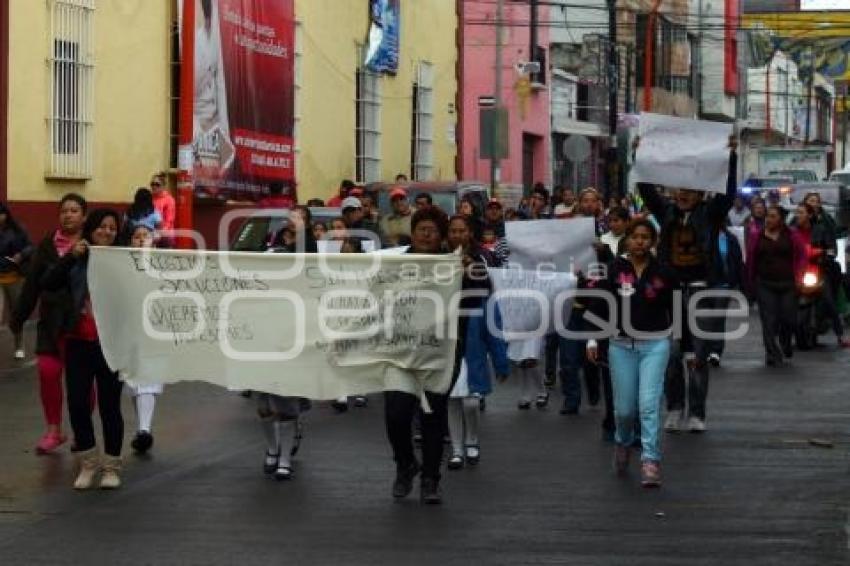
[522,133,540,193]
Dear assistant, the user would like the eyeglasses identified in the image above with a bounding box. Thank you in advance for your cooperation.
[414,226,440,236]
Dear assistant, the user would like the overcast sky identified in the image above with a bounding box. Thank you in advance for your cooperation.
[801,0,847,10]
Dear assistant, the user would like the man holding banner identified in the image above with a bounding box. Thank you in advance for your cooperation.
[634,113,739,434]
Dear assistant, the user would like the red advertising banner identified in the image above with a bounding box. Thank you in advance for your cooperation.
[192,0,295,200]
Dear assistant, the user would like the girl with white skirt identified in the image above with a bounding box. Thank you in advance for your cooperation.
[127,225,164,455]
[445,216,510,469]
[508,338,547,410]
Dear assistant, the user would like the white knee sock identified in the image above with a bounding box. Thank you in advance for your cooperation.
[261,418,279,455]
[447,398,464,456]
[276,421,295,468]
[134,394,157,433]
[521,367,541,402]
[462,397,480,447]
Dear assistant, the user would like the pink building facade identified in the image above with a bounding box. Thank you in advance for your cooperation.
[458,1,550,197]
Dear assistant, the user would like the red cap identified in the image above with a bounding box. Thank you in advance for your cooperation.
[487,198,502,208]
[390,187,408,200]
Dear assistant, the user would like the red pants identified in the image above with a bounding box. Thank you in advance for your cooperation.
[37,354,63,427]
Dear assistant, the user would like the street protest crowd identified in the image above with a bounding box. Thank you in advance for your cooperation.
[1,140,849,505]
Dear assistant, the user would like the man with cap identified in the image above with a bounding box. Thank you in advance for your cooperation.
[341,196,365,227]
[481,199,509,265]
[380,187,413,247]
[483,198,506,237]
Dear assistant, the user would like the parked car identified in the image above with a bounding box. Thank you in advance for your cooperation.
[364,181,490,217]
[828,169,850,187]
[228,207,341,251]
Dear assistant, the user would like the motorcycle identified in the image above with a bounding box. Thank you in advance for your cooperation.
[796,261,824,351]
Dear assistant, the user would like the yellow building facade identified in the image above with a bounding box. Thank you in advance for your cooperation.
[5,0,172,208]
[294,0,459,201]
[1,1,458,241]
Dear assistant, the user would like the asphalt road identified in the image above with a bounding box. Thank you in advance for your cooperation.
[0,320,848,566]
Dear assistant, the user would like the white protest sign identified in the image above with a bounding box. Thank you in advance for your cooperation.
[505,217,596,274]
[316,240,343,253]
[88,248,462,399]
[633,113,733,194]
[488,268,577,337]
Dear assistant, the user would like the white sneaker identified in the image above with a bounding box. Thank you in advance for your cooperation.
[664,410,683,433]
[687,416,706,433]
[708,353,721,367]
[13,349,24,360]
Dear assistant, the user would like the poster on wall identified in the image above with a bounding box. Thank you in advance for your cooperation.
[190,0,295,201]
[364,0,399,74]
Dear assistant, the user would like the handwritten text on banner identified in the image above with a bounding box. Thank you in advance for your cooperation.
[633,112,733,194]
[88,248,462,400]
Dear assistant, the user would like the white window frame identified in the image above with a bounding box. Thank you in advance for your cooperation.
[47,0,95,179]
[412,61,434,181]
[356,44,382,184]
[294,21,303,160]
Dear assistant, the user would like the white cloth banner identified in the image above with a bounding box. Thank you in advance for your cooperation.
[505,218,596,274]
[88,248,462,399]
[488,268,577,336]
[633,112,733,194]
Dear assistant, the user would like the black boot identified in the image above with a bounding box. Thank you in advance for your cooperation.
[392,461,419,499]
[420,477,442,504]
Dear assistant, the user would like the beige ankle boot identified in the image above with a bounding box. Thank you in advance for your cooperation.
[99,456,122,489]
[73,448,101,490]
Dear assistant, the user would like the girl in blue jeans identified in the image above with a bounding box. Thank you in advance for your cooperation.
[587,219,676,488]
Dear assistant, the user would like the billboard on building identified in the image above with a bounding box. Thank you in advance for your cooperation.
[365,0,400,74]
[742,0,798,12]
[189,0,295,200]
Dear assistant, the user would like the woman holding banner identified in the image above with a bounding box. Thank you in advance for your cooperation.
[385,207,461,504]
[587,219,676,488]
[41,209,126,489]
[125,225,164,455]
[445,216,509,470]
[259,209,317,480]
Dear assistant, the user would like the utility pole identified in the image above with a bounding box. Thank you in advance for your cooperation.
[805,45,814,144]
[606,0,619,198]
[176,0,195,249]
[530,0,539,80]
[490,0,504,193]
[842,88,848,167]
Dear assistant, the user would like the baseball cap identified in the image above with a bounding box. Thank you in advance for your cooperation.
[487,198,502,208]
[341,196,362,211]
[390,187,408,200]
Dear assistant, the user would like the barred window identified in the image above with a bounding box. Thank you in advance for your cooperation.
[294,21,302,159]
[356,45,382,184]
[48,0,94,178]
[411,61,434,181]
